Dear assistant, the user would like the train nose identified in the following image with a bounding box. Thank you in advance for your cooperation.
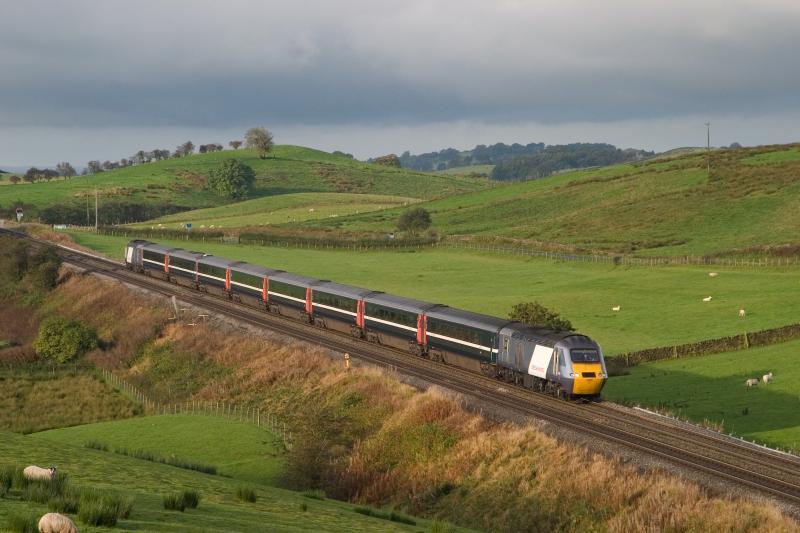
[571,363,606,395]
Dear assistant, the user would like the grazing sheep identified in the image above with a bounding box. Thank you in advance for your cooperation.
[702,296,713,302]
[38,512,78,533]
[611,305,621,312]
[745,378,759,387]
[709,272,718,277]
[763,372,773,384]
[739,308,746,318]
[24,465,56,481]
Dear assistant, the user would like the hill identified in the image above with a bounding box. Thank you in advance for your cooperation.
[0,146,488,225]
[298,143,800,257]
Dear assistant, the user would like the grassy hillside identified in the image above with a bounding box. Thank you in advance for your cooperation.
[65,231,800,355]
[0,427,438,532]
[604,338,800,452]
[36,415,285,485]
[128,192,418,230]
[0,146,488,219]
[298,144,800,257]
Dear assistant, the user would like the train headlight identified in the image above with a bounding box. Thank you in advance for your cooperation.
[573,372,581,378]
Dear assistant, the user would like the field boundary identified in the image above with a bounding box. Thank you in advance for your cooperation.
[614,322,800,366]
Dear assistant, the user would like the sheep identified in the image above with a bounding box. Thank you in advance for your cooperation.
[745,378,759,387]
[38,512,78,533]
[611,305,621,312]
[763,372,773,384]
[702,296,713,302]
[739,308,746,318]
[709,272,718,277]
[24,465,56,481]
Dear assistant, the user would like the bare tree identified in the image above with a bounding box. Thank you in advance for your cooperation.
[86,160,103,174]
[229,140,242,150]
[56,162,76,179]
[245,127,274,159]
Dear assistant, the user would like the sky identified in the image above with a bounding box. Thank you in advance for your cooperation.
[2,0,799,168]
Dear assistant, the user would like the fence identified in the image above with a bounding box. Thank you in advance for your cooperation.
[614,322,800,366]
[99,368,293,449]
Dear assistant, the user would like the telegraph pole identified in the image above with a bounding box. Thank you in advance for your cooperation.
[704,122,711,178]
[94,188,98,231]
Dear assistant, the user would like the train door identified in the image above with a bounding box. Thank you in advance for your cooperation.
[500,334,510,364]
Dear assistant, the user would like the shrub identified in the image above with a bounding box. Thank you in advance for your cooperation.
[182,489,200,509]
[397,207,432,235]
[163,492,186,512]
[236,486,257,503]
[79,488,132,526]
[207,159,256,199]
[6,513,38,533]
[509,301,573,331]
[33,316,98,363]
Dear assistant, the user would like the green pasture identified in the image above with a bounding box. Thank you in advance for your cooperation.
[0,428,437,532]
[36,414,284,485]
[128,192,418,230]
[0,145,487,216]
[65,231,800,355]
[299,144,800,257]
[604,339,800,452]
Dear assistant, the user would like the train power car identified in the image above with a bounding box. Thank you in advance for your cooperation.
[125,240,607,399]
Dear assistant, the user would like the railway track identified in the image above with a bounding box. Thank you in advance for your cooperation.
[5,227,800,508]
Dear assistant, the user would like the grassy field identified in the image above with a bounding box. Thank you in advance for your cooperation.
[128,192,418,230]
[298,144,800,256]
[64,231,800,355]
[604,339,800,452]
[0,428,440,532]
[0,368,140,433]
[0,145,488,217]
[36,415,285,485]
[438,165,494,175]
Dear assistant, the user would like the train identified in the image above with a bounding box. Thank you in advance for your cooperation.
[124,240,608,399]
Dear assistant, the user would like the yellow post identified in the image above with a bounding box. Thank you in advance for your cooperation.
[344,352,350,371]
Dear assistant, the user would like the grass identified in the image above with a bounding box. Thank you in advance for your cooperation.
[438,165,494,175]
[0,145,488,218]
[36,414,285,485]
[604,338,800,452]
[0,367,140,433]
[0,429,440,532]
[298,143,800,256]
[67,230,800,355]
[127,192,419,230]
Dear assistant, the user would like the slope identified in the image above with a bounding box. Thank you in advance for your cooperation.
[297,144,800,257]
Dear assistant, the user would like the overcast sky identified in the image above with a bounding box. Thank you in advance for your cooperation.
[2,0,799,167]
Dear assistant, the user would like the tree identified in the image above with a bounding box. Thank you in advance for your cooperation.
[509,301,573,331]
[207,158,256,199]
[229,140,242,150]
[23,167,40,183]
[245,127,274,159]
[397,207,432,235]
[9,175,20,185]
[86,160,103,174]
[56,162,76,179]
[175,140,195,157]
[33,316,97,363]
[373,154,401,167]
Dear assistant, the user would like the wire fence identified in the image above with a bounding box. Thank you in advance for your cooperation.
[99,368,293,449]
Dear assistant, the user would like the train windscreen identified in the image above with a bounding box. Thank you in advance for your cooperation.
[570,349,600,363]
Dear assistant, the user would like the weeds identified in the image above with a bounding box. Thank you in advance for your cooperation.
[302,489,326,500]
[353,507,416,525]
[236,486,257,503]
[5,513,38,533]
[84,441,217,474]
[78,488,133,526]
[163,492,186,512]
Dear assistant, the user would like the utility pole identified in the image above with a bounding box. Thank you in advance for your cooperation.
[86,193,90,226]
[705,122,711,178]
[94,188,98,231]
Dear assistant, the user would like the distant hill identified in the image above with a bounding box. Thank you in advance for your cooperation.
[397,142,546,171]
[299,143,800,257]
[0,145,488,225]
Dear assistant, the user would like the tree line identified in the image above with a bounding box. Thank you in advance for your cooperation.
[397,142,546,171]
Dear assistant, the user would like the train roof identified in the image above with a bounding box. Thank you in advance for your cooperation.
[364,293,440,314]
[196,254,236,268]
[170,249,206,261]
[314,281,376,299]
[269,271,323,288]
[231,262,283,277]
[126,239,152,247]
[141,242,179,255]
[499,323,594,347]
[427,306,512,332]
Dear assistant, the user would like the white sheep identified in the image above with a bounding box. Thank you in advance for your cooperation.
[739,308,746,318]
[763,372,773,384]
[611,305,621,312]
[702,296,713,302]
[745,378,759,387]
[38,512,78,533]
[24,465,56,481]
[709,272,718,277]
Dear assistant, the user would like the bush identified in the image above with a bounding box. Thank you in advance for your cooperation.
[182,489,200,509]
[397,207,432,235]
[6,513,38,533]
[509,301,573,331]
[79,488,132,526]
[33,316,98,363]
[207,159,256,199]
[236,486,257,503]
[163,492,186,512]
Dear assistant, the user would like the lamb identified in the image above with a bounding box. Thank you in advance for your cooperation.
[24,465,56,481]
[763,372,773,384]
[745,378,759,387]
[611,305,621,312]
[739,308,746,318]
[702,296,713,302]
[38,512,78,533]
[709,272,718,277]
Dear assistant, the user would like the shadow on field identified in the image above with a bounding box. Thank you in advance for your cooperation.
[607,366,800,446]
